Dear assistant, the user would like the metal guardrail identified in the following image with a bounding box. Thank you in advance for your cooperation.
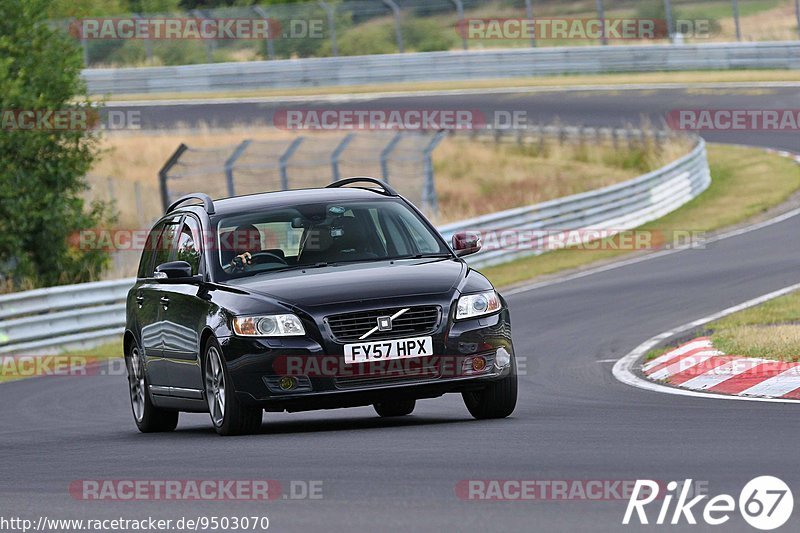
[0,136,709,356]
[83,41,800,95]
[0,278,134,355]
[440,136,710,268]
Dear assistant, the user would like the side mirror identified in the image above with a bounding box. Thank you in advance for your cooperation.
[452,231,482,257]
[154,261,194,281]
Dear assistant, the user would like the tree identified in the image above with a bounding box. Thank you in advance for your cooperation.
[0,0,112,290]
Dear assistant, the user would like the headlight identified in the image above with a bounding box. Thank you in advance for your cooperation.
[232,314,306,337]
[456,290,501,320]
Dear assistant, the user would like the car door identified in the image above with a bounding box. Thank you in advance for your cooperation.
[161,215,207,396]
[146,216,181,388]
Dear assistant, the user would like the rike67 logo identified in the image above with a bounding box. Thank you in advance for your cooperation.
[624,476,793,530]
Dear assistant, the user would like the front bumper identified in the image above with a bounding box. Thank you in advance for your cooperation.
[219,308,514,412]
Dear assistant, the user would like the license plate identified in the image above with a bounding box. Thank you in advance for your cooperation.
[343,336,433,364]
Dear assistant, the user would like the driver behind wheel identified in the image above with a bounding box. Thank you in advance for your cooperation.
[223,224,262,272]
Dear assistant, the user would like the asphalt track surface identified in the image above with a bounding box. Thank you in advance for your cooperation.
[3,87,800,532]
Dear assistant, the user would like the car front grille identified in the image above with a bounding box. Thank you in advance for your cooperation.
[333,366,440,390]
[326,305,441,342]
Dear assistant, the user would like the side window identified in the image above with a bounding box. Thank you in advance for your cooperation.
[176,217,202,275]
[397,216,439,254]
[138,222,164,278]
[152,222,179,271]
[382,214,412,256]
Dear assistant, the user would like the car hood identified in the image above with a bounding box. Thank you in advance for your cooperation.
[226,258,466,307]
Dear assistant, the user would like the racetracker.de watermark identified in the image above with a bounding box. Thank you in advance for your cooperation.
[69,18,279,40]
[456,479,708,501]
[0,356,125,379]
[667,109,800,131]
[0,109,141,131]
[68,479,323,501]
[273,109,486,130]
[456,18,716,40]
[472,229,706,252]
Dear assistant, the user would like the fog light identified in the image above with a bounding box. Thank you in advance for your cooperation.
[472,356,487,372]
[278,376,297,391]
[495,347,511,368]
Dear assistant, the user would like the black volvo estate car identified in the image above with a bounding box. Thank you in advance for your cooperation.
[125,178,516,435]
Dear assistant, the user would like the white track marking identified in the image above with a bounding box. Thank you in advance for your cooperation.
[612,283,800,404]
[641,338,712,372]
[678,358,766,391]
[647,350,720,381]
[739,367,800,398]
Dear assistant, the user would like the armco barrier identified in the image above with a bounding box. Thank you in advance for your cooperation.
[439,136,710,268]
[0,138,710,356]
[82,41,800,95]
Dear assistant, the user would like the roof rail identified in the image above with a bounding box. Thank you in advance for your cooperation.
[326,177,399,197]
[166,193,215,215]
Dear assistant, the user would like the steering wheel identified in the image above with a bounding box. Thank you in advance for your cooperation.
[248,252,288,266]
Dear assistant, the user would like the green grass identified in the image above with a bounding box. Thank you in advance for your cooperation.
[705,291,800,360]
[483,144,800,288]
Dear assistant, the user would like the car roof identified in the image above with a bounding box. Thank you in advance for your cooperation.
[173,187,396,219]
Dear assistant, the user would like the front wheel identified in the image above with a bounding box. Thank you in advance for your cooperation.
[462,368,517,420]
[204,339,262,436]
[126,342,179,433]
[374,399,416,417]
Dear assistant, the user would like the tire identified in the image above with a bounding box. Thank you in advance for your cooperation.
[374,399,416,417]
[462,366,518,420]
[126,341,179,433]
[204,337,262,436]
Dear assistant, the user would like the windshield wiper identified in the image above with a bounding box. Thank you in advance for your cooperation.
[270,262,329,273]
[395,253,453,260]
[230,262,329,279]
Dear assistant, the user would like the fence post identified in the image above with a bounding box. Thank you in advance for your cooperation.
[382,0,404,53]
[253,6,275,60]
[224,140,252,197]
[663,0,674,42]
[595,0,608,46]
[330,133,355,182]
[318,1,339,57]
[380,132,403,183]
[525,0,536,48]
[422,131,447,217]
[192,9,215,62]
[106,177,116,204]
[451,0,467,50]
[279,137,305,190]
[796,0,800,39]
[134,182,146,227]
[732,0,742,41]
[80,37,90,66]
[158,143,189,212]
[132,13,153,62]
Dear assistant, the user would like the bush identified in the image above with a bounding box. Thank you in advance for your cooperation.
[402,18,456,52]
[0,0,113,289]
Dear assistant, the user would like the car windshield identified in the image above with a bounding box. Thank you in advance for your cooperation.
[215,198,451,280]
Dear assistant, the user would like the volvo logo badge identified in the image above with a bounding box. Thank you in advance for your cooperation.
[359,308,410,340]
[377,316,393,331]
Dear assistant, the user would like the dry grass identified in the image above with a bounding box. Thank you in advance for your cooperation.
[714,325,800,360]
[716,1,799,42]
[434,134,691,221]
